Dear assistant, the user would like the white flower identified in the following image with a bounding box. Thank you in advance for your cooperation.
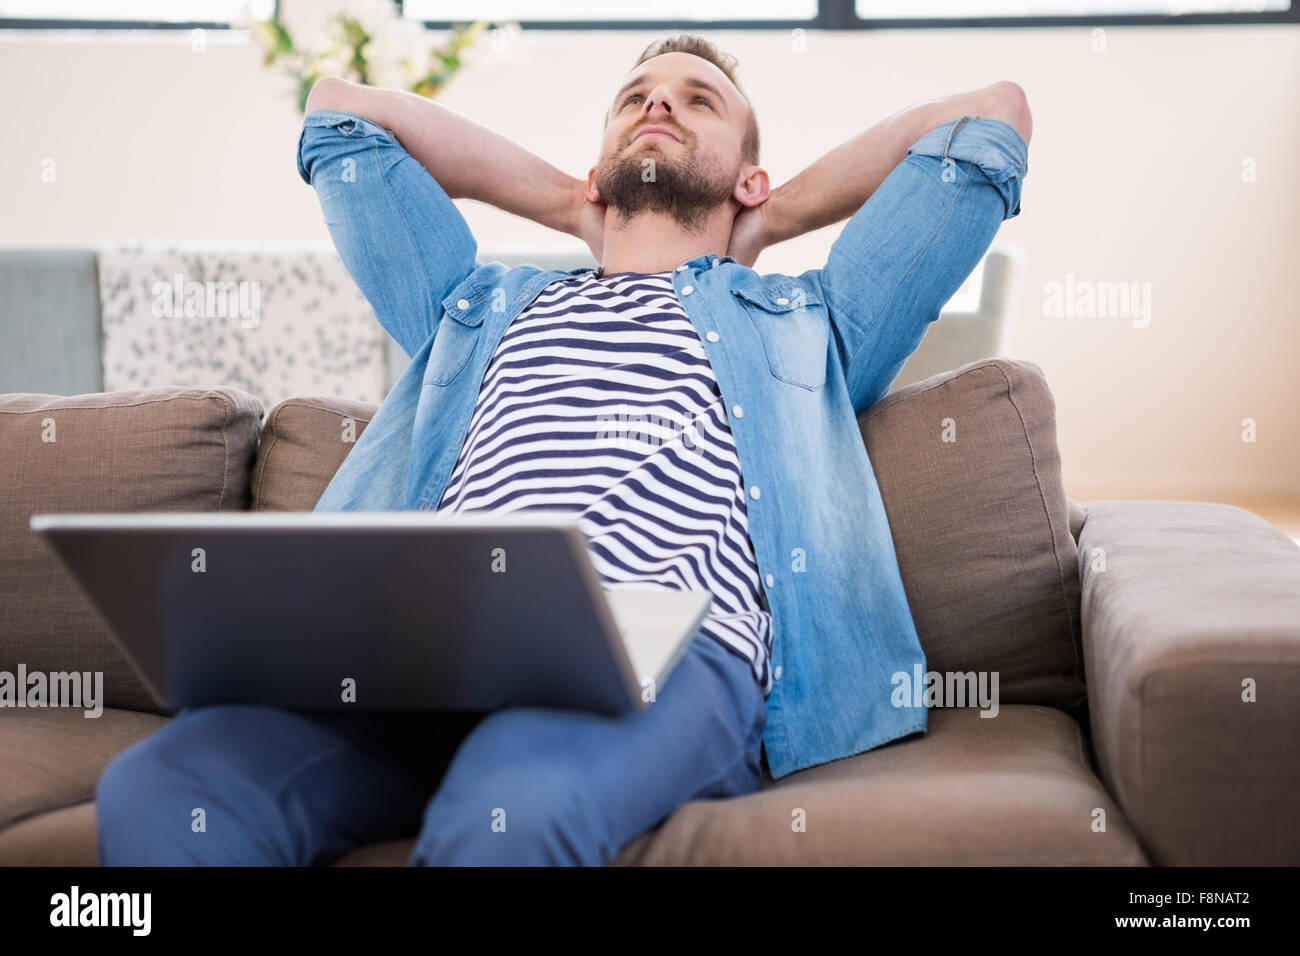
[353,0,399,40]
[315,46,352,80]
[369,60,406,90]
[390,16,426,62]
[361,8,429,89]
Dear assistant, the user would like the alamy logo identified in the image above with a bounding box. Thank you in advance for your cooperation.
[151,273,262,328]
[890,664,1000,717]
[50,886,151,936]
[1042,273,1153,328]
[594,409,705,453]
[0,665,102,717]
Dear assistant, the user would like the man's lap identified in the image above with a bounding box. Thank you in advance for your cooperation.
[410,633,766,864]
[95,631,765,866]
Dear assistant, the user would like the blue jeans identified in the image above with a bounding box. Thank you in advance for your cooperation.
[95,633,765,865]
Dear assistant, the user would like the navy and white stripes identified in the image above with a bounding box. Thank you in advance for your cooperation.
[435,269,773,694]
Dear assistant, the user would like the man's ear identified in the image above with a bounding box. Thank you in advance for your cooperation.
[585,167,601,203]
[733,165,770,209]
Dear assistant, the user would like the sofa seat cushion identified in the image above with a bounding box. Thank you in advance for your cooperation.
[331,706,1147,866]
[0,802,97,866]
[612,705,1146,866]
[17,706,1145,867]
[0,707,168,832]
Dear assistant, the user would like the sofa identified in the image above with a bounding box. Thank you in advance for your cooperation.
[2,357,1296,866]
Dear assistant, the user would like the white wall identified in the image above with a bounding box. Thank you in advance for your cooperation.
[2,20,1297,502]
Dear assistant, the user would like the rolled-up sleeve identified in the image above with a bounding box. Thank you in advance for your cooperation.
[818,117,1029,414]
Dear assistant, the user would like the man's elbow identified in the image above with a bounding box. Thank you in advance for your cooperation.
[304,75,353,115]
[983,80,1032,147]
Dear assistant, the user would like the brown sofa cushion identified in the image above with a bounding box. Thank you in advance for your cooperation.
[252,397,378,511]
[610,706,1145,865]
[331,707,1147,866]
[0,387,263,711]
[0,707,168,831]
[0,801,98,866]
[860,358,1086,722]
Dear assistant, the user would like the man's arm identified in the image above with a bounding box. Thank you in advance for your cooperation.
[306,77,601,258]
[727,82,1030,265]
[738,82,1031,415]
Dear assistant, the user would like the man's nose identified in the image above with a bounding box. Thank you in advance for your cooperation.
[642,85,675,117]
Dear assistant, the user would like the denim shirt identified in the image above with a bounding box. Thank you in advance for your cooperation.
[298,108,1028,778]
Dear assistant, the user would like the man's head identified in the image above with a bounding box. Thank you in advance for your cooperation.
[590,34,765,232]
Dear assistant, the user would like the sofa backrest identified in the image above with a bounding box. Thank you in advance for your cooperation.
[860,358,1087,724]
[0,387,263,713]
[250,396,378,512]
[0,358,1086,724]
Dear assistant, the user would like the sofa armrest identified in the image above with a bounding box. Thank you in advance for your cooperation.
[1078,499,1300,865]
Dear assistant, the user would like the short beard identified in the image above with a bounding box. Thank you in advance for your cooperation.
[595,145,736,233]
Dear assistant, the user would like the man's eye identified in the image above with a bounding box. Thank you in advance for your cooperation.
[622,94,643,107]
[692,95,713,108]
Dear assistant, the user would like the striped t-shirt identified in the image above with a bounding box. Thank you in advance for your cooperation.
[434,268,774,695]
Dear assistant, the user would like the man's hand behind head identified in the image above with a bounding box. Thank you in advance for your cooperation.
[726,198,773,269]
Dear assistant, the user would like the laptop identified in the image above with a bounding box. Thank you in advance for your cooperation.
[28,511,713,717]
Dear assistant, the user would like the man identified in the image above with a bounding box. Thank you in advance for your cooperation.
[96,34,1030,866]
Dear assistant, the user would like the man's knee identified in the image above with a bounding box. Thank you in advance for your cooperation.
[982,80,1032,146]
[304,75,355,115]
[409,712,615,866]
[411,767,607,866]
[96,738,201,865]
[95,709,293,866]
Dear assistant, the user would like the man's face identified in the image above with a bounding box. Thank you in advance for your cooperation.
[594,51,752,231]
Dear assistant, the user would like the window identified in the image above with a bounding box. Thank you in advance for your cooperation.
[0,1,276,29]
[402,1,819,28]
[853,0,1296,27]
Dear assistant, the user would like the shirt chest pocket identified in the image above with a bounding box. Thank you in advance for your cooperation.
[731,285,829,390]
[425,292,486,387]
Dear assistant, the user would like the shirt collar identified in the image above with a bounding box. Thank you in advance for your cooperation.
[683,252,737,272]
[575,252,737,280]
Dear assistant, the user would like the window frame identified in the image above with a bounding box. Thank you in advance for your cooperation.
[401,0,1299,29]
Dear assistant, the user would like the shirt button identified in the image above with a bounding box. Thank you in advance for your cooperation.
[775,297,789,306]
[749,485,761,500]
[456,298,470,310]
[773,665,783,681]
[706,330,720,342]
[732,404,743,418]
[681,285,694,295]
[765,573,774,587]
[675,264,689,272]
